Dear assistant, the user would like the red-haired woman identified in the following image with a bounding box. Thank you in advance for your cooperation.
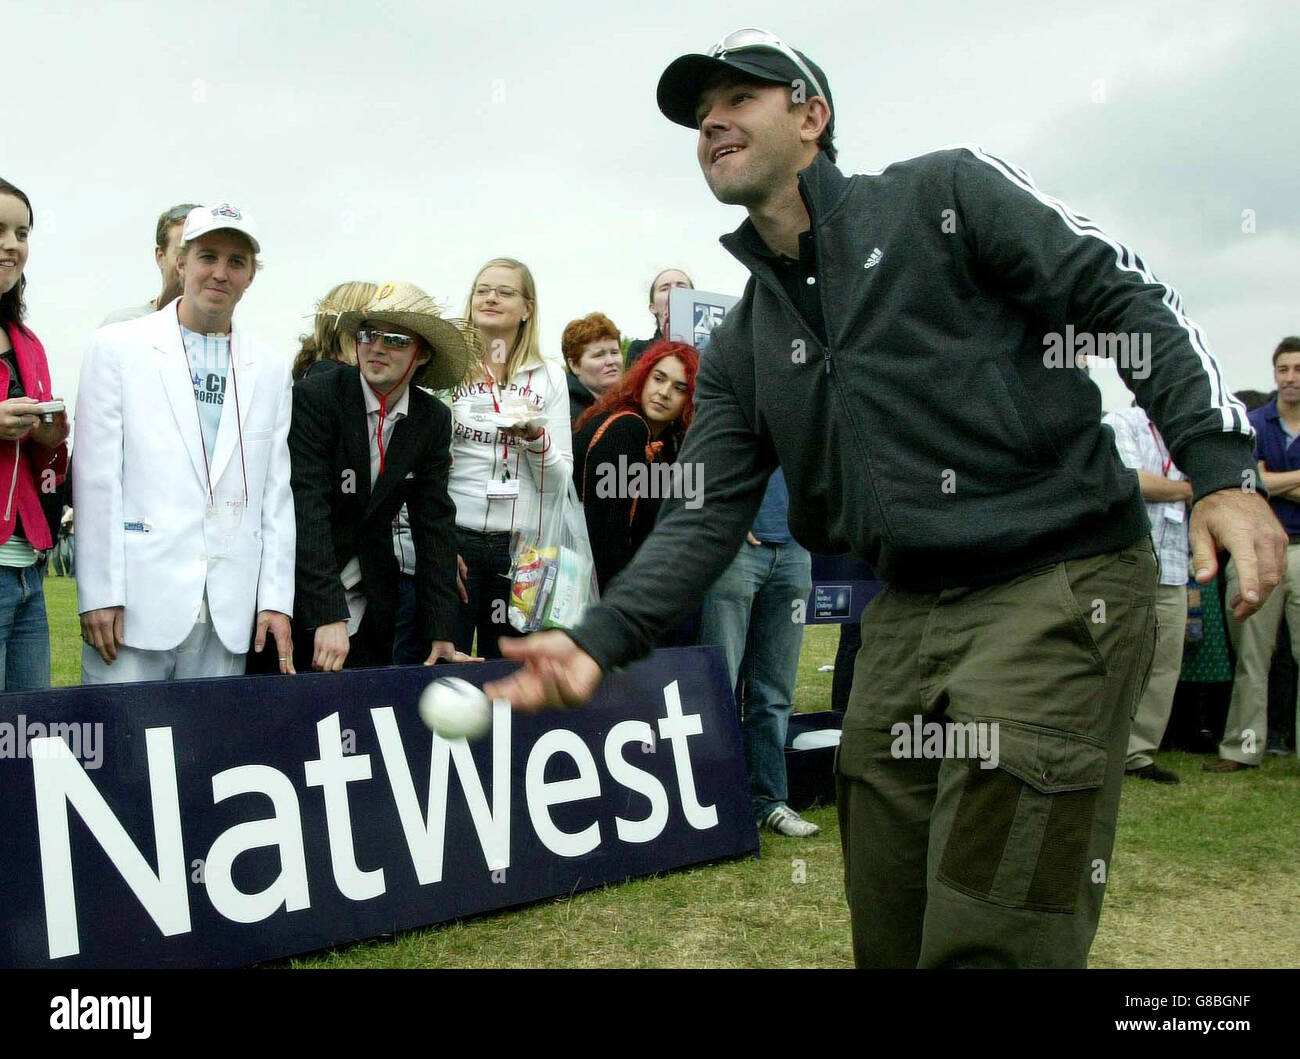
[561,312,623,427]
[572,340,699,592]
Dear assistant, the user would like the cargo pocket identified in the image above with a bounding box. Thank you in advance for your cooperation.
[937,719,1108,914]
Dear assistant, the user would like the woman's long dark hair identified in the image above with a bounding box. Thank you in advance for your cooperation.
[0,179,32,330]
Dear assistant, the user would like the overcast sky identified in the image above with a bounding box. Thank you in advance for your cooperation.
[5,0,1296,418]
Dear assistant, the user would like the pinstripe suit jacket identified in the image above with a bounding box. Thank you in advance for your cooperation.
[289,366,458,652]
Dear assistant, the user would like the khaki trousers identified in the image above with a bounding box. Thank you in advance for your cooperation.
[1126,583,1188,769]
[1221,548,1300,764]
[836,542,1157,968]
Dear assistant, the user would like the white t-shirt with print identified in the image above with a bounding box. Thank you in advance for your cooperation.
[445,357,573,535]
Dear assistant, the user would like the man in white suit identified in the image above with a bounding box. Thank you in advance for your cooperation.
[74,203,296,682]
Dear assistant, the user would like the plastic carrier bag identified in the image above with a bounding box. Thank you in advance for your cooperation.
[507,478,600,633]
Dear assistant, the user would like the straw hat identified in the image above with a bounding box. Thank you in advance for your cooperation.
[336,281,478,390]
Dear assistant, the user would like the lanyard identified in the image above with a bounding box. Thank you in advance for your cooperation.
[366,354,419,478]
[481,364,547,537]
[177,309,248,508]
[482,365,513,475]
[1148,422,1172,476]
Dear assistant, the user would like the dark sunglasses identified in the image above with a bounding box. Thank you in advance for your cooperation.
[357,328,418,351]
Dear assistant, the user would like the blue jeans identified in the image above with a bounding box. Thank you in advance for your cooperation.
[699,540,811,822]
[0,563,51,691]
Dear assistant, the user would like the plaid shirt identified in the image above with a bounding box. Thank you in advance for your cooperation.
[1103,407,1188,586]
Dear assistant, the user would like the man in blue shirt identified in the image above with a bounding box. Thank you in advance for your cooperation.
[1211,336,1300,771]
[699,469,815,835]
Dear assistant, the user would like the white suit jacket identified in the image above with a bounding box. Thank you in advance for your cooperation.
[73,300,295,653]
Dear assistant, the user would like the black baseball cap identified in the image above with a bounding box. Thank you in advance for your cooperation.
[657,29,833,136]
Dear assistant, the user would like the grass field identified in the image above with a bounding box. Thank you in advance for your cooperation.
[41,574,1300,968]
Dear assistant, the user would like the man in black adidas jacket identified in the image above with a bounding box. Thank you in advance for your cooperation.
[486,31,1285,967]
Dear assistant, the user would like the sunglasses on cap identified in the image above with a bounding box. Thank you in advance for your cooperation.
[709,28,827,106]
[357,328,419,352]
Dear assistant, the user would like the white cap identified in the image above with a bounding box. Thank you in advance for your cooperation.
[182,203,261,254]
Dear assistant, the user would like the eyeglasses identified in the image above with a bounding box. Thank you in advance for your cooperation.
[708,28,826,108]
[474,285,521,299]
[357,328,418,351]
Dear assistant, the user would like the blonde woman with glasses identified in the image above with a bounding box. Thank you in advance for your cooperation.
[445,258,572,659]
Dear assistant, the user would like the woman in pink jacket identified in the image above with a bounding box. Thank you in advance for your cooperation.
[0,179,70,690]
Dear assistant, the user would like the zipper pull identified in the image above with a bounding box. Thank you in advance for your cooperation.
[824,351,833,375]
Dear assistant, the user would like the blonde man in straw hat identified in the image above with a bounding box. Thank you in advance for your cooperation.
[289,281,481,671]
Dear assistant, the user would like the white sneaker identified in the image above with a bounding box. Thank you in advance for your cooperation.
[763,805,821,837]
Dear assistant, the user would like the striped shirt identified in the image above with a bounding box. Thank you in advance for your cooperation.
[1104,407,1189,586]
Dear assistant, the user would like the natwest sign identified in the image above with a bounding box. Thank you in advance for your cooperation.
[1,648,756,968]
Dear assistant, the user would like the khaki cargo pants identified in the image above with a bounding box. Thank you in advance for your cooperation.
[836,541,1157,967]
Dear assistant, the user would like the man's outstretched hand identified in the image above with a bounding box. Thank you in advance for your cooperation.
[483,631,603,713]
[1190,487,1287,621]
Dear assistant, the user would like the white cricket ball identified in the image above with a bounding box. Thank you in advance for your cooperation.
[418,677,492,741]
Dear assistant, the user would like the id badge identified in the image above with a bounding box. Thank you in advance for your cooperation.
[207,498,247,547]
[486,478,521,500]
[1164,505,1185,524]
